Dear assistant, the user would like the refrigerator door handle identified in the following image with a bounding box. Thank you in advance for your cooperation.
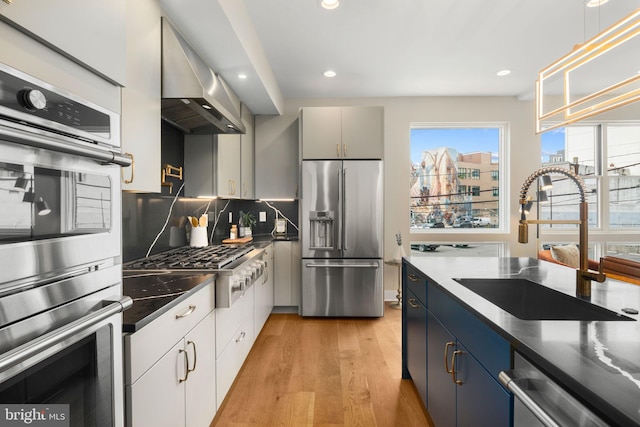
[305,262,380,268]
[337,167,343,252]
[342,167,347,252]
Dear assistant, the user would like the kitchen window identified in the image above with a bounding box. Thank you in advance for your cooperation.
[540,122,640,259]
[410,124,506,231]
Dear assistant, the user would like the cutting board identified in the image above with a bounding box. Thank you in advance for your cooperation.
[222,236,253,244]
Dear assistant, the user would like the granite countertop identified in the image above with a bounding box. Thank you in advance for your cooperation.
[404,256,640,426]
[122,272,216,333]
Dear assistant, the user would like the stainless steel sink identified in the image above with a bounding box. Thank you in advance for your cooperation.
[453,278,635,321]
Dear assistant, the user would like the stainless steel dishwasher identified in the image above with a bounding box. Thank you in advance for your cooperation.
[499,353,608,427]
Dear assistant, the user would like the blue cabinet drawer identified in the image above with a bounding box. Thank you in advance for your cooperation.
[405,263,427,305]
[428,283,511,382]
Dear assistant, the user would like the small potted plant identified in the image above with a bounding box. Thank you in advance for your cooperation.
[239,211,256,237]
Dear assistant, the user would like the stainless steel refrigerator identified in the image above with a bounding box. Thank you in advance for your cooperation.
[301,160,383,317]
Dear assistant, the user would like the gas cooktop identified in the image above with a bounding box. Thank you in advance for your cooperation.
[123,245,255,271]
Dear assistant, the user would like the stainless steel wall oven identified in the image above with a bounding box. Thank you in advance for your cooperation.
[0,62,131,426]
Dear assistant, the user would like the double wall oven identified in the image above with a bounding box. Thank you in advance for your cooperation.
[0,62,131,426]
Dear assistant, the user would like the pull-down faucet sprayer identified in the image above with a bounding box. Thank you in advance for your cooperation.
[518,166,606,299]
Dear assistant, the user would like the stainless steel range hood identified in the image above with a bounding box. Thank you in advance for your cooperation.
[161,18,245,134]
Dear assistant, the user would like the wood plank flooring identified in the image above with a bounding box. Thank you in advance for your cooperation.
[211,303,434,427]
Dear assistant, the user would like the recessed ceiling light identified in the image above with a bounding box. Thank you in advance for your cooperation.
[238,73,247,80]
[323,70,337,78]
[320,0,340,10]
[202,104,212,110]
[586,0,609,8]
[496,69,511,77]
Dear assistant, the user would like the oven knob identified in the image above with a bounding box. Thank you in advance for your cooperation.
[19,89,47,111]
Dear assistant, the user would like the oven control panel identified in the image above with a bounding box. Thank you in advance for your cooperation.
[0,62,119,148]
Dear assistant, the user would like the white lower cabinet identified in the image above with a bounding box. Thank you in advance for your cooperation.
[254,244,274,332]
[215,284,256,409]
[274,240,301,308]
[124,283,216,427]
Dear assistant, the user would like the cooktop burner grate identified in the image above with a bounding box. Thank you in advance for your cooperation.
[124,245,254,270]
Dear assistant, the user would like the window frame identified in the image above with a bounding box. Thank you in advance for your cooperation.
[409,122,510,234]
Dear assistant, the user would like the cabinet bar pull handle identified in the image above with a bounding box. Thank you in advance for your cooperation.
[336,144,340,157]
[408,274,419,282]
[187,340,197,373]
[235,331,246,343]
[451,350,464,385]
[407,298,420,308]
[122,152,134,184]
[176,304,196,319]
[444,341,455,373]
[178,348,190,383]
[342,144,347,157]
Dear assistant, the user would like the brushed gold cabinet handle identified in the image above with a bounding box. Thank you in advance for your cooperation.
[342,144,347,157]
[121,152,134,184]
[336,144,340,157]
[408,274,419,282]
[451,349,465,385]
[444,341,455,373]
[407,298,420,308]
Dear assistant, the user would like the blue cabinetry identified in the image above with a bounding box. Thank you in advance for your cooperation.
[403,260,512,427]
[402,264,428,406]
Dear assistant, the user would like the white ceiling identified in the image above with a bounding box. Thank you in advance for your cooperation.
[159,0,640,115]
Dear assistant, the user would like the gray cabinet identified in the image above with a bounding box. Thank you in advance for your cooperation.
[301,106,383,159]
[274,241,301,308]
[185,105,254,199]
[0,0,126,85]
[255,114,300,199]
[121,0,162,192]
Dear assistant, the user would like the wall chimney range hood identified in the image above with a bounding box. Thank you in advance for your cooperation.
[161,18,245,134]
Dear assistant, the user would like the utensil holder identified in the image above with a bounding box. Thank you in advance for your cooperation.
[189,227,208,247]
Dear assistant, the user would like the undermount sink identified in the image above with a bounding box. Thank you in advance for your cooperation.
[453,278,635,321]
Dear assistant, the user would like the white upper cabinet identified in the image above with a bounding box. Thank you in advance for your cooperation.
[301,106,383,160]
[255,114,300,199]
[0,0,127,85]
[121,0,162,192]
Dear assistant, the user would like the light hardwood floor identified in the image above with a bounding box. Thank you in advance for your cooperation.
[211,303,434,427]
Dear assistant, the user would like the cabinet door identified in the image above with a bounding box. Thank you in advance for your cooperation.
[127,340,185,427]
[255,114,300,199]
[427,310,457,427]
[185,310,217,427]
[341,106,383,159]
[121,0,161,192]
[0,0,126,85]
[255,245,274,332]
[406,289,428,407]
[184,135,216,198]
[301,107,342,159]
[217,134,242,198]
[240,105,255,199]
[274,241,293,306]
[455,342,511,427]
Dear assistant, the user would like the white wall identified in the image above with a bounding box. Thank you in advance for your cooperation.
[284,96,541,292]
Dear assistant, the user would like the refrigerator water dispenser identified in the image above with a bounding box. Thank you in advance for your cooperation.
[309,211,334,250]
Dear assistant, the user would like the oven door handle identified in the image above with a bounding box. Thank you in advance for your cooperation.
[0,296,132,373]
[0,121,132,167]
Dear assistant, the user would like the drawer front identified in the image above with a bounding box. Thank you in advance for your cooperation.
[125,283,215,384]
[405,263,427,305]
[215,284,254,357]
[428,283,510,381]
[215,316,255,409]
